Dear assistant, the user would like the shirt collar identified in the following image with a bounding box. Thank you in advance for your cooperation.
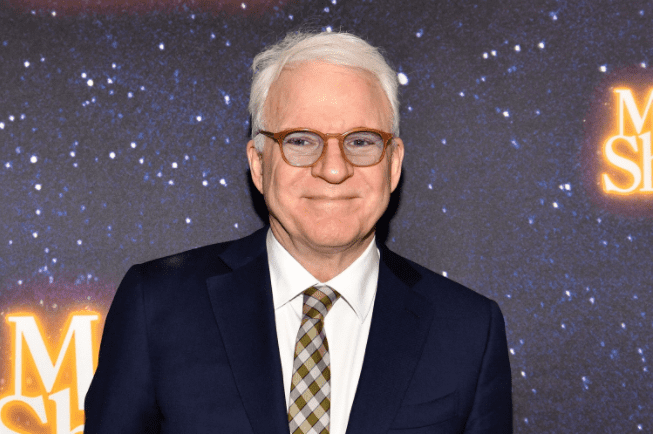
[266,229,379,323]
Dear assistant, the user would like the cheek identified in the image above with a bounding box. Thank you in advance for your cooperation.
[359,174,392,214]
[263,164,299,208]
[261,152,283,193]
[262,170,281,206]
[372,166,393,194]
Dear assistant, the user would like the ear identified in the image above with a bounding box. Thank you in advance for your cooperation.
[389,137,404,192]
[247,140,264,194]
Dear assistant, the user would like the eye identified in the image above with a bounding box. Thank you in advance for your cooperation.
[285,137,309,146]
[344,132,383,149]
[282,131,321,148]
[351,139,370,147]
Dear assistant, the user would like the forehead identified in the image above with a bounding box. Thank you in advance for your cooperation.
[264,61,392,131]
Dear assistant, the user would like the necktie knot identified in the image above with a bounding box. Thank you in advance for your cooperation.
[302,286,340,320]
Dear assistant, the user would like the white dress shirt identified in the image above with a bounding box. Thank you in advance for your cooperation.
[266,229,379,434]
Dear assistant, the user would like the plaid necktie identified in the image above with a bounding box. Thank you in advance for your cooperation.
[288,285,340,434]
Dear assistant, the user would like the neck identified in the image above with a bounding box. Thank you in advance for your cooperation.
[269,223,375,282]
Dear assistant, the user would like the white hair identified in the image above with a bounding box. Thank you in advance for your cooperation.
[249,31,400,151]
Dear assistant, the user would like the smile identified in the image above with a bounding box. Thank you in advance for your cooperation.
[304,195,358,200]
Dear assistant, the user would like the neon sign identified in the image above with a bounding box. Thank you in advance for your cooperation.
[602,88,653,194]
[0,312,101,433]
[582,65,653,215]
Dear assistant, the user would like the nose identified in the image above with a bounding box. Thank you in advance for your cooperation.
[311,138,354,183]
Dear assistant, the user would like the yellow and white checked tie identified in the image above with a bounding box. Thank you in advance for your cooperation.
[288,286,340,434]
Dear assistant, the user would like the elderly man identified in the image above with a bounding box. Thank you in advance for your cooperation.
[85,32,512,434]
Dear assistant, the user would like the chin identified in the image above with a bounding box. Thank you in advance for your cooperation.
[304,221,369,249]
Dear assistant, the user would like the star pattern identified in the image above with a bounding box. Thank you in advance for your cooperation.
[0,1,651,432]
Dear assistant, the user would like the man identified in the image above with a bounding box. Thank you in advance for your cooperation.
[84,31,512,433]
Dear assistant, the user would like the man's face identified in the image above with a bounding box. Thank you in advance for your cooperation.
[247,61,404,254]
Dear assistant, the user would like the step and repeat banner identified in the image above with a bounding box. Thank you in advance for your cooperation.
[1,0,651,432]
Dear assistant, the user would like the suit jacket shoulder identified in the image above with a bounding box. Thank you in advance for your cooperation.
[136,226,267,283]
[380,244,498,316]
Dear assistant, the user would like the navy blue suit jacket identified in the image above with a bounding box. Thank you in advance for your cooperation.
[84,227,512,433]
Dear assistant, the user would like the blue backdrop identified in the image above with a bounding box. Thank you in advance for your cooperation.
[1,1,651,432]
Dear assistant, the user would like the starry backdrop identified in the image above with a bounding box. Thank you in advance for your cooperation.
[0,0,652,432]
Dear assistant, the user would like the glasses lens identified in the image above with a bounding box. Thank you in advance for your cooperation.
[281,131,323,166]
[343,131,385,165]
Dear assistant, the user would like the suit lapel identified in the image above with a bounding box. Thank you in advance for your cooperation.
[205,229,289,434]
[345,247,435,434]
[204,229,435,434]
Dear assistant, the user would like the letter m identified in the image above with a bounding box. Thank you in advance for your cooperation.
[7,314,99,411]
[615,88,653,135]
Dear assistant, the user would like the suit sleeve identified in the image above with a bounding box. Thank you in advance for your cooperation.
[464,301,513,433]
[84,265,161,434]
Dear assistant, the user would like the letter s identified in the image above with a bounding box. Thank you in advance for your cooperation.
[0,394,47,434]
[602,135,642,193]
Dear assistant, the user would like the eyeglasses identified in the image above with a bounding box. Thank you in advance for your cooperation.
[257,127,394,167]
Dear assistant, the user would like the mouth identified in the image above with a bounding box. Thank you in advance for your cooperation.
[305,195,358,200]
